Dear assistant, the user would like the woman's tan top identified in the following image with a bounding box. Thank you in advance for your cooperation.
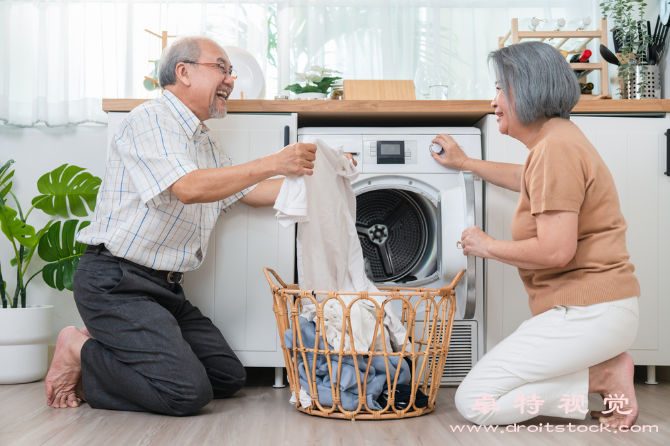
[510,118,640,316]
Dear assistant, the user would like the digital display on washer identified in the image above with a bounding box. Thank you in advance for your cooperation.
[380,143,401,155]
[377,141,405,164]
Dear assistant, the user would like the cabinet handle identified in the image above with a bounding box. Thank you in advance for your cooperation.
[284,125,290,147]
[666,130,670,176]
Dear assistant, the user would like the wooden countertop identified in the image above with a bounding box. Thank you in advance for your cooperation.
[102,98,670,127]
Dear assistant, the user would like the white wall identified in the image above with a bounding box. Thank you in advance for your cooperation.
[0,123,108,342]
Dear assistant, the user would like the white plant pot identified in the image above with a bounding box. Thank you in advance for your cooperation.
[296,92,327,100]
[0,305,54,384]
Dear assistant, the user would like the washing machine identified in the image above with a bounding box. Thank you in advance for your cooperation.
[298,127,484,385]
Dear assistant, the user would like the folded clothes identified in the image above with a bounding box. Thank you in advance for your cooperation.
[284,316,410,411]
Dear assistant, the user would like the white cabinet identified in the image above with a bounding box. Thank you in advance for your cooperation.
[478,114,670,368]
[184,113,297,367]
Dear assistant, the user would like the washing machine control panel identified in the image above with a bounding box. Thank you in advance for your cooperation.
[364,140,417,164]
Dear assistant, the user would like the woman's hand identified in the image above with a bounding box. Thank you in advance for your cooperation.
[461,226,494,258]
[344,153,357,166]
[431,133,469,170]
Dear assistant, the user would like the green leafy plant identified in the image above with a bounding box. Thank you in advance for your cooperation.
[600,0,653,97]
[284,65,342,94]
[0,160,100,308]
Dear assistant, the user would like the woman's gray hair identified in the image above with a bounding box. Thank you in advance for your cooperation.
[488,41,580,126]
[158,36,223,88]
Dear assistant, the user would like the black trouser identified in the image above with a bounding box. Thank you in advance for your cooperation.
[73,251,246,416]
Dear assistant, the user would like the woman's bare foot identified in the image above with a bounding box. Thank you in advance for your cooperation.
[588,352,638,428]
[80,327,92,338]
[45,327,89,409]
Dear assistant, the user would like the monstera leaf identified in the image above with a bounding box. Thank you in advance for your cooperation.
[0,160,14,199]
[0,203,37,248]
[38,220,90,291]
[10,220,54,266]
[31,164,101,218]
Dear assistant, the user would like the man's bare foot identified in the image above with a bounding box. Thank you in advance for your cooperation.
[45,326,88,409]
[75,377,86,402]
[588,352,638,428]
[80,327,92,338]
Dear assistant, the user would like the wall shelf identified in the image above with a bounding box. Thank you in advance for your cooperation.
[499,18,610,96]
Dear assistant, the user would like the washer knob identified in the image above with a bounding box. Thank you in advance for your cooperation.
[429,143,444,155]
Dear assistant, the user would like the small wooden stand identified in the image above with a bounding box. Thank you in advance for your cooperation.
[498,18,610,97]
[343,80,416,100]
[145,29,175,51]
[144,29,176,89]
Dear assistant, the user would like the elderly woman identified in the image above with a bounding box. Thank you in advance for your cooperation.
[432,41,640,428]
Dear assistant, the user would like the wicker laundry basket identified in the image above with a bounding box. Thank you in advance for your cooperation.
[264,267,463,420]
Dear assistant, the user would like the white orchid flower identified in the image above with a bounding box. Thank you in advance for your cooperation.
[299,73,320,83]
[293,66,341,86]
[322,68,342,75]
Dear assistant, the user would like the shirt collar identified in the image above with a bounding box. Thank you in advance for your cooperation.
[159,90,203,140]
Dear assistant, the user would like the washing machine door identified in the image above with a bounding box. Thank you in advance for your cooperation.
[438,171,476,319]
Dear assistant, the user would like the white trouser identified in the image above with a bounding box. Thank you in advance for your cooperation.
[455,296,639,425]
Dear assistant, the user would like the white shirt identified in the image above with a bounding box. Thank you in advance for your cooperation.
[77,91,255,272]
[274,138,407,350]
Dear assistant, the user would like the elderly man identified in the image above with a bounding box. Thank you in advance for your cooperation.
[45,36,336,416]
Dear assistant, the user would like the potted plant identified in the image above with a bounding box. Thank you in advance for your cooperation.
[284,65,342,99]
[600,0,654,98]
[0,159,100,384]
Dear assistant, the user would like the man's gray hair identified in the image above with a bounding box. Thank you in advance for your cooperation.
[488,41,580,126]
[158,36,223,88]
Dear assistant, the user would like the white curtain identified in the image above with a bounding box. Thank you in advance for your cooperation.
[278,0,601,100]
[2,0,599,127]
[1,0,273,127]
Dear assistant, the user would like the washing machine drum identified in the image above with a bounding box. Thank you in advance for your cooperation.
[356,189,429,283]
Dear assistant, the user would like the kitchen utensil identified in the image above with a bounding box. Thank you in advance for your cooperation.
[599,44,620,66]
[222,46,266,99]
[624,65,661,99]
[651,15,669,65]
[648,20,653,64]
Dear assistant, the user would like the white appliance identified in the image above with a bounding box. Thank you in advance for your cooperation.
[298,127,485,384]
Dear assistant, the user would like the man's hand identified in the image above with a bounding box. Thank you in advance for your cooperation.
[430,133,469,170]
[273,142,317,176]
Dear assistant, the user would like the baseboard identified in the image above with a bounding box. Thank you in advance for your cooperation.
[658,366,670,383]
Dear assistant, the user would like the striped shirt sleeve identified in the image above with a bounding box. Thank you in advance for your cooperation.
[118,113,198,204]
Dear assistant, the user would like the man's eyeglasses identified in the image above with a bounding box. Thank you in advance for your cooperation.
[183,61,237,80]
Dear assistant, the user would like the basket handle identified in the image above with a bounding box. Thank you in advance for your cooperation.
[263,267,288,290]
[449,269,466,289]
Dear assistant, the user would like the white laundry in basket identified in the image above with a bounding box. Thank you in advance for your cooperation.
[274,138,407,351]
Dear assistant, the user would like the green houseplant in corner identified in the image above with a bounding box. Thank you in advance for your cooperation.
[284,65,342,99]
[0,159,100,384]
